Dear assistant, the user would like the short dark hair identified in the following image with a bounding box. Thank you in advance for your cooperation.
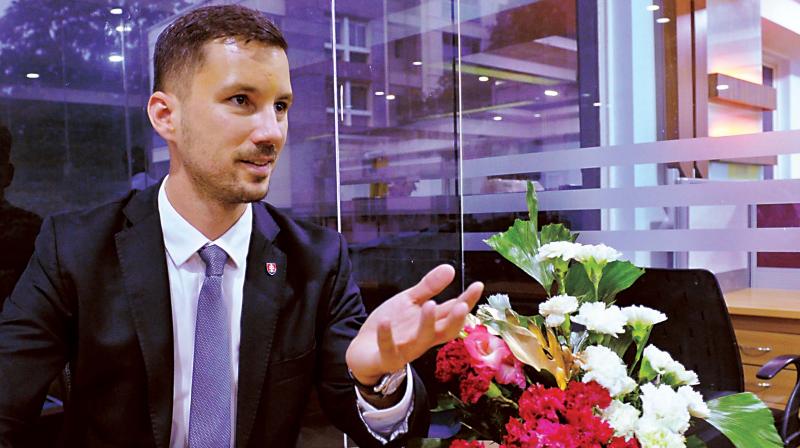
[0,125,11,163]
[153,4,288,94]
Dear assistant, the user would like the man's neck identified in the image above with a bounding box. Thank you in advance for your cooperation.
[164,175,247,241]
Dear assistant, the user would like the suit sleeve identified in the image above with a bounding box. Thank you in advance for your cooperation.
[315,234,430,447]
[0,217,72,443]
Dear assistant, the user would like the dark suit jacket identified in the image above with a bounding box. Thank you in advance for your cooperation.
[0,183,429,447]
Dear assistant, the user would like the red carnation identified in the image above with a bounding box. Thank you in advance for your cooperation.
[563,407,615,446]
[609,436,641,448]
[565,380,612,411]
[502,417,540,447]
[519,384,566,422]
[460,365,495,404]
[535,419,584,447]
[436,338,472,383]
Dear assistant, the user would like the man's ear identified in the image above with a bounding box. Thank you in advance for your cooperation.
[147,91,179,142]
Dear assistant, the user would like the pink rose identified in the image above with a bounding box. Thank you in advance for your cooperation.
[464,325,510,369]
[496,355,526,389]
[464,325,526,389]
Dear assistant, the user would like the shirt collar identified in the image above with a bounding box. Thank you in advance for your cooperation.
[157,175,252,269]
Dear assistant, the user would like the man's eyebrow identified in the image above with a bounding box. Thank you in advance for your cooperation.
[222,83,259,93]
[278,92,293,102]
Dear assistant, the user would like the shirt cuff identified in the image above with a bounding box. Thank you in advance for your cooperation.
[354,364,414,443]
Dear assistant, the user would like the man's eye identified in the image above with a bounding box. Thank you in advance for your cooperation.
[231,95,249,106]
[275,102,288,113]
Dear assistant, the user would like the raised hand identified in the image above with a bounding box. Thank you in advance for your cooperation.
[346,264,484,386]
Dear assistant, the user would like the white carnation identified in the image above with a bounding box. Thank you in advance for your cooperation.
[572,302,627,336]
[602,399,640,440]
[622,305,667,326]
[639,383,692,434]
[575,243,622,264]
[539,294,579,327]
[643,345,699,386]
[678,386,710,418]
[635,417,687,448]
[643,345,675,374]
[580,345,637,397]
[675,367,699,386]
[535,241,582,262]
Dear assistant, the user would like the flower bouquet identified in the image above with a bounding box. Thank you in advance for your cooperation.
[424,182,782,448]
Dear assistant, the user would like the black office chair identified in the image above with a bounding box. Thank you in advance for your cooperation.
[615,268,800,447]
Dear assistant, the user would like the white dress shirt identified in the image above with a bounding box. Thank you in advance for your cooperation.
[157,177,412,447]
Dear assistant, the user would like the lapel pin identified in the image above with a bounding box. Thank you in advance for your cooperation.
[265,262,277,276]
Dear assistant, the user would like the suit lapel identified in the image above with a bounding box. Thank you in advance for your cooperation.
[115,183,173,448]
[236,203,291,448]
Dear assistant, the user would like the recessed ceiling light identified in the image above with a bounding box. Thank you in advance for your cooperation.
[26,73,40,79]
[646,4,660,11]
[374,91,385,96]
[534,113,541,118]
[593,102,602,107]
[385,94,396,100]
[494,80,504,86]
[478,76,489,82]
[110,7,123,15]
[544,89,558,97]
[115,25,132,32]
[492,115,503,121]
[412,61,422,66]
[656,17,670,24]
[108,54,124,62]
[716,84,729,91]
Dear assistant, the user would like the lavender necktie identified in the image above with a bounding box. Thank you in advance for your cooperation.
[188,244,231,448]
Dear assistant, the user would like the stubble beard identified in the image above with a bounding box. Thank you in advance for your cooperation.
[180,126,270,206]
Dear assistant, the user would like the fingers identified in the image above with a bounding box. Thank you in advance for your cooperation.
[459,281,484,311]
[434,281,485,319]
[404,264,455,304]
[377,319,399,362]
[435,301,470,342]
[417,300,437,345]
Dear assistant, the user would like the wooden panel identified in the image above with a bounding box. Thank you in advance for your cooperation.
[732,315,800,336]
[736,329,800,367]
[708,73,777,110]
[743,364,795,409]
[725,288,800,320]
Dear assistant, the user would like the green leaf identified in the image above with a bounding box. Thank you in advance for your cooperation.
[629,324,653,375]
[638,357,658,383]
[597,261,645,303]
[486,382,502,398]
[565,262,594,301]
[703,392,783,448]
[540,223,573,245]
[605,328,634,360]
[484,219,554,292]
[525,180,538,225]
[686,435,708,448]
[432,394,458,412]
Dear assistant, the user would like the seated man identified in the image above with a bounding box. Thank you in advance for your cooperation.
[0,5,483,447]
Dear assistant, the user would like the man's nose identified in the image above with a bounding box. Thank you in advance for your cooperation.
[251,109,283,145]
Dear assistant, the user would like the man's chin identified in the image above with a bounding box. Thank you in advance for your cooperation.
[238,183,270,203]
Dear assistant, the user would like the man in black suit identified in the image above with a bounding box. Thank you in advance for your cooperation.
[0,5,483,447]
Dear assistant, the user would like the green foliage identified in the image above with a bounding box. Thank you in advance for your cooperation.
[484,220,555,293]
[704,392,783,447]
[597,261,645,303]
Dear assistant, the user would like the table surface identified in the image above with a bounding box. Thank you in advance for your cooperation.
[724,288,800,319]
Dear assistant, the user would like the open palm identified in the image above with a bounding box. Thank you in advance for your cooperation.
[346,264,484,385]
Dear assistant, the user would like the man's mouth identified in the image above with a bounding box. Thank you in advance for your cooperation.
[239,158,274,176]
